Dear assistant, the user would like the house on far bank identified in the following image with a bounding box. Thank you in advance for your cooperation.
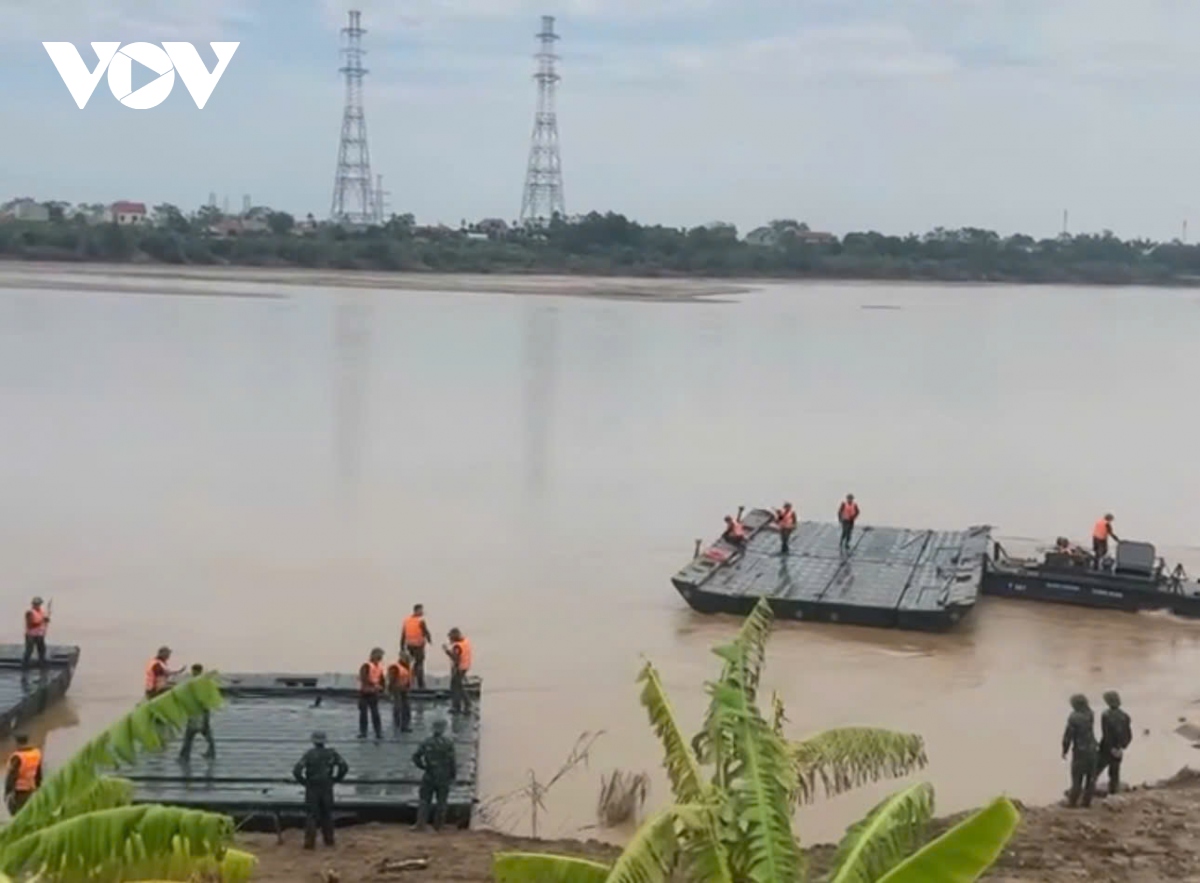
[745,220,837,247]
[294,214,318,233]
[207,212,270,237]
[106,201,147,225]
[0,198,50,222]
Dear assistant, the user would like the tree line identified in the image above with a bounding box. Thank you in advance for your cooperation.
[3,202,1200,285]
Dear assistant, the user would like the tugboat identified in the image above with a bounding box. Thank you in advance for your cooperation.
[983,536,1200,617]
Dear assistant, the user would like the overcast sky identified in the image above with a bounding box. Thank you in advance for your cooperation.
[0,0,1196,239]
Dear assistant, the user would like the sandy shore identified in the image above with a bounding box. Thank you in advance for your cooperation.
[0,261,750,302]
[241,767,1200,882]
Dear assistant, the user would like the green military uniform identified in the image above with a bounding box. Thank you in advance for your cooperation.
[293,731,349,848]
[1061,694,1098,808]
[179,669,215,762]
[1096,690,1132,796]
[413,719,456,830]
[178,706,215,761]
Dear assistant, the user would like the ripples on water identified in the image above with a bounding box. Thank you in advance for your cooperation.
[1,278,1199,841]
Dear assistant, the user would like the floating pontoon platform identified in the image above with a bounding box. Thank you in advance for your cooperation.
[125,672,482,830]
[0,644,80,738]
[672,510,991,631]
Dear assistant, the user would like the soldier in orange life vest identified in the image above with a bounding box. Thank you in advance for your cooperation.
[443,628,472,715]
[774,503,797,555]
[838,494,860,553]
[1092,514,1119,569]
[401,604,432,689]
[387,652,414,732]
[144,646,185,700]
[5,734,42,815]
[358,647,386,740]
[721,515,747,548]
[22,597,49,670]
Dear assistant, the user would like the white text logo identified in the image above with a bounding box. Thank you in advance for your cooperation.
[42,42,240,109]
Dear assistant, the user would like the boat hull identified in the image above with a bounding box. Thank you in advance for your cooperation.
[981,563,1200,618]
[672,578,973,632]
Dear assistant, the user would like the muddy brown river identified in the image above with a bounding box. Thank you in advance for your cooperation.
[1,276,1199,844]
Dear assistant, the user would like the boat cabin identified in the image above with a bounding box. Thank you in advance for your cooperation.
[1041,538,1163,580]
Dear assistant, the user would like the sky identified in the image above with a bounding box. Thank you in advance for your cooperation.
[0,0,1198,239]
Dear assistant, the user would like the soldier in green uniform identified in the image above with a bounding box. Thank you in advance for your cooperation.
[292,730,349,849]
[413,718,456,831]
[1096,690,1132,796]
[1061,693,1098,808]
[178,663,215,763]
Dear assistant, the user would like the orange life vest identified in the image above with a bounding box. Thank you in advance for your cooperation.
[388,661,413,690]
[777,509,796,529]
[361,660,385,693]
[10,748,40,793]
[451,638,472,673]
[24,608,46,638]
[1092,519,1110,540]
[402,615,426,647]
[144,659,168,693]
[839,501,860,521]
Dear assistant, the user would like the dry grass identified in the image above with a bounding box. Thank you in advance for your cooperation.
[597,769,649,827]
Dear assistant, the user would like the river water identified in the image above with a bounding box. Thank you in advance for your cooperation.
[2,277,1200,844]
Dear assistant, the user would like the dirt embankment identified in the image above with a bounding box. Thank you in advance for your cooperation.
[241,768,1200,882]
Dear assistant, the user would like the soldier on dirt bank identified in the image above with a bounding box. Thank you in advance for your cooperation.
[413,718,456,831]
[293,730,349,849]
[1096,690,1132,796]
[1062,693,1099,808]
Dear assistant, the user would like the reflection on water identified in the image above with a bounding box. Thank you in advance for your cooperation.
[2,281,1200,842]
[521,304,557,499]
[333,294,371,511]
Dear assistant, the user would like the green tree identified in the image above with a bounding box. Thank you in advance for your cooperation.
[192,205,222,232]
[151,204,190,235]
[493,599,1019,883]
[0,674,255,882]
[266,211,294,236]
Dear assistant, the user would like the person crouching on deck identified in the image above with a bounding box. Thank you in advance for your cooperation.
[721,515,747,548]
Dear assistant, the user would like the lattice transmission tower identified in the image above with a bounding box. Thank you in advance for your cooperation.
[330,10,378,226]
[519,15,565,226]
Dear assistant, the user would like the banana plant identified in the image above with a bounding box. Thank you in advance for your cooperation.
[494,598,1020,882]
[0,674,257,882]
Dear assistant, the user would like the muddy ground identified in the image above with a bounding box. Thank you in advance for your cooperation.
[241,768,1200,882]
